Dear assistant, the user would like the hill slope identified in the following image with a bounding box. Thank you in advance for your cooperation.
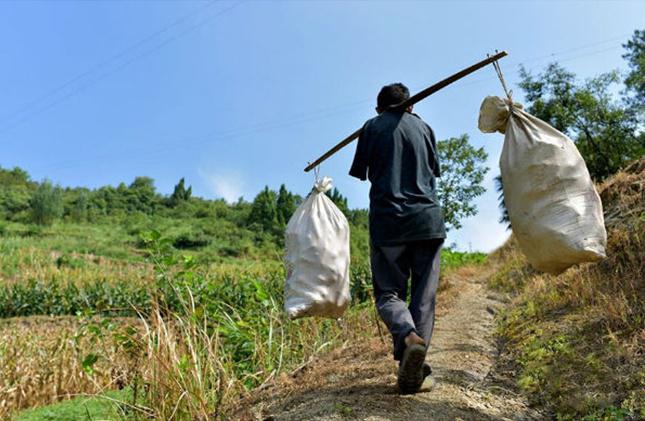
[490,158,644,419]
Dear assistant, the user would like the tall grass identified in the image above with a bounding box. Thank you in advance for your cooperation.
[127,232,374,419]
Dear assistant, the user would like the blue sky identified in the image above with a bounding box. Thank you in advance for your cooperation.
[0,0,643,252]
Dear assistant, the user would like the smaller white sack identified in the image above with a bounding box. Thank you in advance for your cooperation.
[478,96,607,274]
[284,176,351,319]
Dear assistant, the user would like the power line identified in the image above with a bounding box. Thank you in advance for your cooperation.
[21,34,635,175]
[34,98,373,173]
[0,0,245,136]
[515,33,630,65]
[0,0,219,128]
[445,43,627,91]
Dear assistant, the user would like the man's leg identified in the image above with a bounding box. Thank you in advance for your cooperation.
[370,243,416,361]
[409,239,444,348]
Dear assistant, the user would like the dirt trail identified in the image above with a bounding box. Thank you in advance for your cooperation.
[237,267,545,421]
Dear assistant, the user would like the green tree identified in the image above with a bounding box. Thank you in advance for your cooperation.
[494,175,510,229]
[519,62,643,180]
[70,190,90,222]
[0,166,31,186]
[0,166,35,221]
[623,29,644,113]
[326,187,349,216]
[128,176,159,213]
[276,184,297,225]
[30,180,64,225]
[169,178,192,207]
[248,186,278,232]
[437,134,489,230]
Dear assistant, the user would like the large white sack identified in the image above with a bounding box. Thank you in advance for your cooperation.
[478,96,607,274]
[284,176,351,319]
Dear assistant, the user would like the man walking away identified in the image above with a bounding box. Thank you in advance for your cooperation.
[349,83,446,394]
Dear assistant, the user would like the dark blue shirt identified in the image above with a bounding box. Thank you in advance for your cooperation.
[349,111,446,247]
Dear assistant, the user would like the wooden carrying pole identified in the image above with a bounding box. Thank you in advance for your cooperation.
[304,50,508,172]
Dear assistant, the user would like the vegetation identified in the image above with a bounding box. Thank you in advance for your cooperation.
[518,30,644,181]
[29,180,64,226]
[490,159,644,420]
[623,29,644,114]
[437,134,489,230]
[12,390,130,421]
[0,225,485,419]
[0,132,489,418]
[482,31,644,420]
[0,316,137,419]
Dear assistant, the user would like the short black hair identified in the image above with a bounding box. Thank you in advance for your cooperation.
[377,83,410,110]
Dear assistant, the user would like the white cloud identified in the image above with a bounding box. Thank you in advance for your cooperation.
[198,169,245,203]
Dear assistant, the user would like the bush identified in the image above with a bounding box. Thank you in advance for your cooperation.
[30,180,63,226]
[55,254,86,269]
[172,231,211,250]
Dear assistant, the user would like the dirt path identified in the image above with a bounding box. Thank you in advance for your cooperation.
[237,267,545,421]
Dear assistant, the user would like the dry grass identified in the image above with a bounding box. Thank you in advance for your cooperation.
[136,297,381,420]
[491,158,645,419]
[0,316,140,419]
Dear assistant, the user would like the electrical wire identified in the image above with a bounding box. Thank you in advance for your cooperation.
[16,33,637,175]
[0,0,245,136]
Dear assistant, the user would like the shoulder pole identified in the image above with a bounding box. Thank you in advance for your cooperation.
[304,50,508,172]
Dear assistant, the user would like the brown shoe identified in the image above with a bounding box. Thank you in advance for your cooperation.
[397,343,426,394]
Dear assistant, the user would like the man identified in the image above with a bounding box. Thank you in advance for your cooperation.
[349,83,446,394]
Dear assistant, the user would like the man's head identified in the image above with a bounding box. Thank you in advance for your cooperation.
[376,83,412,114]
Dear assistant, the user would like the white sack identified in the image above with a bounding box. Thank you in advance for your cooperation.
[284,176,351,319]
[478,96,607,274]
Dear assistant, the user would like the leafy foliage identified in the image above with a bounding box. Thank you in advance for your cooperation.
[276,184,298,225]
[437,134,489,230]
[518,62,644,181]
[169,177,192,206]
[0,278,150,318]
[247,186,279,232]
[326,187,349,216]
[30,180,64,226]
[623,29,645,113]
[71,190,90,222]
[494,174,510,229]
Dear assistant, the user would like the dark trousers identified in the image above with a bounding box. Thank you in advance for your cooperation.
[370,239,443,360]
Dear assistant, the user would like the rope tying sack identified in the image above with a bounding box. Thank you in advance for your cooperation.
[492,57,513,103]
[478,58,523,134]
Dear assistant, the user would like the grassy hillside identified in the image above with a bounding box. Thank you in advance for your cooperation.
[490,159,644,420]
